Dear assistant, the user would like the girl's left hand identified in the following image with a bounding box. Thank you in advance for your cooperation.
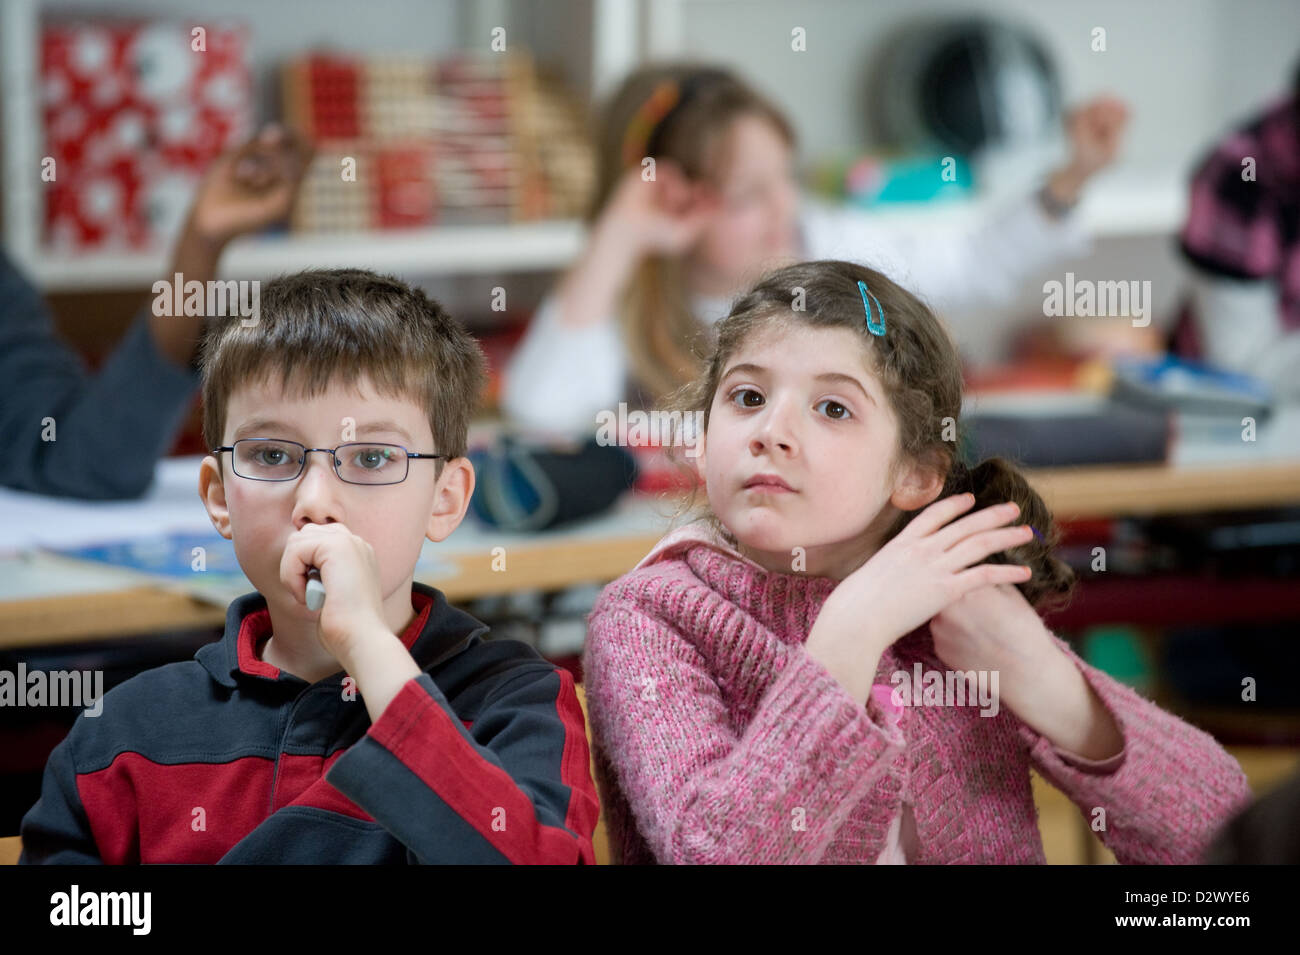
[929,582,1062,680]
[1063,95,1129,179]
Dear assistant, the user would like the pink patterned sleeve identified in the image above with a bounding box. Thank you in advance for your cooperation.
[584,605,906,864]
[1017,633,1255,864]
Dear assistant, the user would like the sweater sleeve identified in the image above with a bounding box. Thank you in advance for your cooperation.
[0,251,200,499]
[500,292,627,436]
[1016,632,1255,865]
[583,605,907,864]
[324,667,599,864]
[18,721,107,864]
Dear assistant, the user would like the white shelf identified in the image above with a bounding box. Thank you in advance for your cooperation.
[20,169,1185,291]
[854,166,1187,237]
[17,220,587,290]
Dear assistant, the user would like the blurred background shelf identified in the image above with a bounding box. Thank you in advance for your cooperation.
[12,167,1185,292]
[5,0,1284,298]
[14,219,587,290]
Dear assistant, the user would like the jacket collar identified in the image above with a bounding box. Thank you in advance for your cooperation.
[197,581,485,689]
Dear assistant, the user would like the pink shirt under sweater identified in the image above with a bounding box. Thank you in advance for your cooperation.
[582,521,1254,864]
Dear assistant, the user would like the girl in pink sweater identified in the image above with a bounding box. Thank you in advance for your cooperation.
[583,259,1254,864]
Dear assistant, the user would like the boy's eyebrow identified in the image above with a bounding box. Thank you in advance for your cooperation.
[232,418,417,443]
[721,363,876,407]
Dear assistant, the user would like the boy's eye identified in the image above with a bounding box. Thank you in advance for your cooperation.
[730,388,764,408]
[351,446,396,469]
[815,399,851,420]
[249,443,296,467]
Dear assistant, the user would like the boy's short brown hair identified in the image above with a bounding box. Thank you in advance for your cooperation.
[200,269,487,473]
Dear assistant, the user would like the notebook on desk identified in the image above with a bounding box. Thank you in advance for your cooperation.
[960,355,1286,469]
[961,392,1173,467]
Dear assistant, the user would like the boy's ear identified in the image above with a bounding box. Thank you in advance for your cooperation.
[426,457,475,542]
[199,456,234,540]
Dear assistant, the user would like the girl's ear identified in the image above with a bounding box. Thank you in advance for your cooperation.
[889,451,945,512]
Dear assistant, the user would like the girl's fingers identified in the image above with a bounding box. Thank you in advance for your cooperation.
[931,500,1024,553]
[940,523,1034,572]
[898,492,977,541]
[952,562,1033,596]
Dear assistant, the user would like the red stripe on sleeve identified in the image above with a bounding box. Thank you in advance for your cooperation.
[368,675,595,864]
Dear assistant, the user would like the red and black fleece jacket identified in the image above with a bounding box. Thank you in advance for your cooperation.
[20,582,599,864]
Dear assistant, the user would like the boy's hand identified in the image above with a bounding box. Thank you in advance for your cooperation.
[183,123,313,250]
[279,522,391,664]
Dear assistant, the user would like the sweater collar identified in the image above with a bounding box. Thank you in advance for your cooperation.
[197,581,484,689]
[635,521,927,661]
[636,520,839,629]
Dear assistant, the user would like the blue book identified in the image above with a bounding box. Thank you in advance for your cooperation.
[1111,355,1275,419]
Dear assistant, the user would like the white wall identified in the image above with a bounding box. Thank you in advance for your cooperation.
[678,0,1298,177]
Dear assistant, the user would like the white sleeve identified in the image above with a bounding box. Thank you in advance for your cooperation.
[501,292,628,436]
[1188,269,1300,401]
[802,192,1094,315]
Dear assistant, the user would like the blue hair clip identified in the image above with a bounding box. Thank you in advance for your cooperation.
[858,280,886,336]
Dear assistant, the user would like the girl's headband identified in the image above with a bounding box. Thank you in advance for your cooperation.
[620,70,729,169]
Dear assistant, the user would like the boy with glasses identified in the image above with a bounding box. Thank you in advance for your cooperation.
[20,269,599,864]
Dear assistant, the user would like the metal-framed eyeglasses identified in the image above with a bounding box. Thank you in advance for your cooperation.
[210,438,445,486]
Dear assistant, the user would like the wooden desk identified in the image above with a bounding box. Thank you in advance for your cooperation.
[3,459,1299,649]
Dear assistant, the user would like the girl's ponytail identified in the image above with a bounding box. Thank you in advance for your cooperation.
[956,456,1076,614]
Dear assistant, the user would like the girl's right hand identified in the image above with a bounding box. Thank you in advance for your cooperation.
[805,493,1034,700]
[599,160,723,256]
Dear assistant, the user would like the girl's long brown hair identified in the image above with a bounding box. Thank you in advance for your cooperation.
[590,63,796,403]
[665,259,1077,614]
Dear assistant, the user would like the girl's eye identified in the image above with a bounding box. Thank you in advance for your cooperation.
[815,399,851,420]
[730,388,764,408]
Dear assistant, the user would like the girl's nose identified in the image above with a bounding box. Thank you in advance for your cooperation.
[750,402,798,456]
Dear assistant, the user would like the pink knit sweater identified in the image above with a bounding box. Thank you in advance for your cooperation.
[582,521,1255,864]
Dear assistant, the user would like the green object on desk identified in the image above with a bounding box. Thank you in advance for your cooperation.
[1081,626,1152,692]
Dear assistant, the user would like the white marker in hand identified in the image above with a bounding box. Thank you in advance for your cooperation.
[305,567,326,611]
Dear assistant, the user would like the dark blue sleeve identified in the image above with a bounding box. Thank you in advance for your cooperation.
[18,727,105,864]
[0,249,200,499]
[325,668,600,864]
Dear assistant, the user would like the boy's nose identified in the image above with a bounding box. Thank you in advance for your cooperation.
[291,453,344,529]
